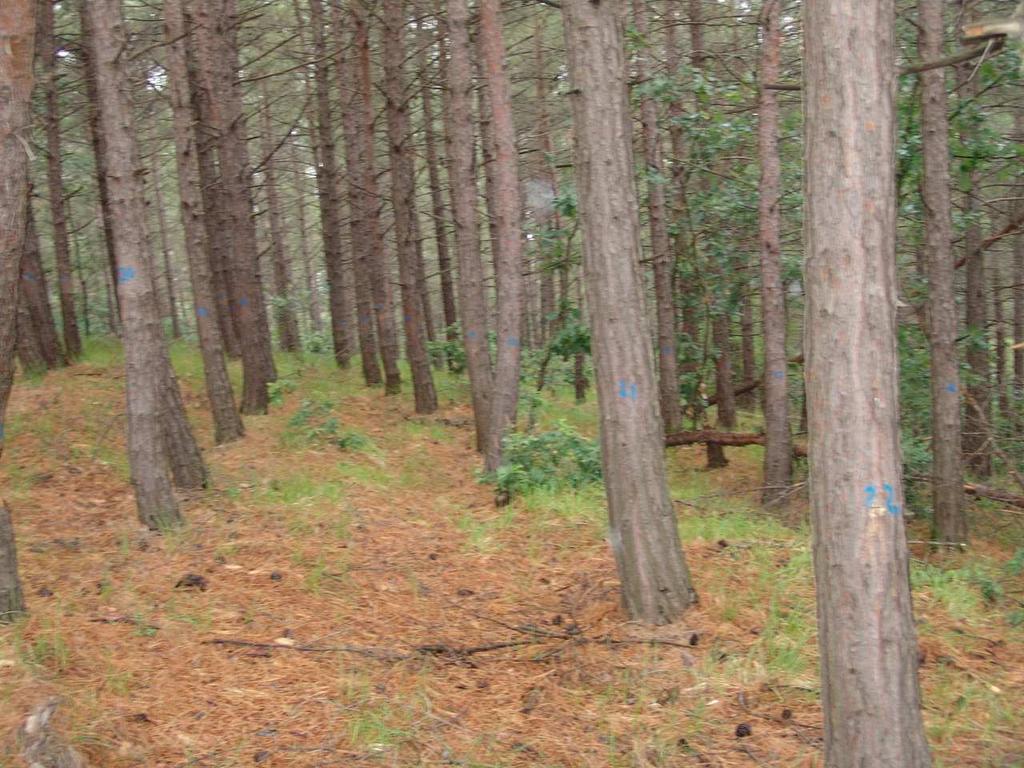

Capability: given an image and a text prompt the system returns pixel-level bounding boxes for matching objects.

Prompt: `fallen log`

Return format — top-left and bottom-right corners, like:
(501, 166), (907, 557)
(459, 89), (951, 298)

(964, 483), (1024, 509)
(664, 430), (808, 458)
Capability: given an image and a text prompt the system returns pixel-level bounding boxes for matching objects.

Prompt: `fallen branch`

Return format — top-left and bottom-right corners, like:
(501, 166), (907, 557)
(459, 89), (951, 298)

(664, 430), (808, 457)
(964, 483), (1024, 509)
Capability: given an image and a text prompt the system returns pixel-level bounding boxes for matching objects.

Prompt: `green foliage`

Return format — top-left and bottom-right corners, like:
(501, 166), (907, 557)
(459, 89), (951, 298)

(426, 324), (466, 373)
(489, 422), (602, 495)
(285, 399), (373, 452)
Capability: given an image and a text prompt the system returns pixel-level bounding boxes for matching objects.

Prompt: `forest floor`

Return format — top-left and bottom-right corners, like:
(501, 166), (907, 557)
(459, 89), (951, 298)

(1, 341), (1023, 768)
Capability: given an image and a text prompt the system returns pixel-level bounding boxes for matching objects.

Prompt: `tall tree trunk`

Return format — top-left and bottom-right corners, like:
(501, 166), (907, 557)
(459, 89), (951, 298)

(353, 0), (402, 395)
(919, 0), (966, 543)
(738, 293), (756, 404)
(19, 201), (64, 370)
(534, 21), (557, 348)
(85, 0), (184, 528)
(37, 0), (82, 360)
(446, 0), (493, 451)
(757, 0), (792, 505)
(382, 0), (438, 413)
(308, 0), (354, 367)
(1014, 114), (1024, 424)
(804, 0), (932, 763)
(189, 0), (275, 414)
(706, 315), (736, 468)
(0, 0), (37, 463)
(289, 137), (323, 337)
(149, 154), (182, 339)
(633, 0), (681, 436)
(958, 52), (990, 477)
(993, 263), (1008, 419)
(417, 14), (458, 361)
(561, 0), (695, 625)
(258, 82), (302, 353)
(478, 0), (524, 473)
(164, 0), (244, 445)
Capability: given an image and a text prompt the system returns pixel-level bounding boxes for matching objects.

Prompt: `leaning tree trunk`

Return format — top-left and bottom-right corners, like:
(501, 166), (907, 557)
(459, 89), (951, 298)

(757, 0), (792, 504)
(804, 0), (932, 764)
(478, 0), (524, 473)
(633, 0), (682, 436)
(446, 0), (494, 452)
(38, 0), (82, 360)
(561, 0), (695, 625)
(382, 0), (437, 413)
(164, 0), (244, 445)
(919, 0), (966, 543)
(1, 0), (37, 463)
(19, 201), (65, 370)
(85, 0), (183, 528)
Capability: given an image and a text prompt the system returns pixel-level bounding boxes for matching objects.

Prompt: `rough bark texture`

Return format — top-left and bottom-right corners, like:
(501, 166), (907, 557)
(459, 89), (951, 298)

(189, 0), (275, 414)
(561, 0), (695, 626)
(37, 0), (82, 360)
(633, 0), (681, 436)
(919, 0), (966, 543)
(958, 49), (990, 477)
(417, 15), (458, 359)
(0, 0), (37, 461)
(382, 0), (438, 413)
(164, 0), (244, 445)
(1014, 115), (1024, 418)
(149, 156), (182, 339)
(86, 0), (183, 528)
(0, 503), (26, 623)
(258, 82), (302, 354)
(706, 315), (736, 468)
(353, 1), (402, 395)
(446, 0), (493, 452)
(478, 0), (524, 472)
(18, 202), (64, 371)
(757, 0), (792, 505)
(803, 0), (932, 764)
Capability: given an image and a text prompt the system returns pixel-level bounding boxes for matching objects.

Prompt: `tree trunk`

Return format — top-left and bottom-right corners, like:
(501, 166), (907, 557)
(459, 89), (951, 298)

(804, 0), (932, 763)
(164, 0), (244, 445)
(288, 137), (323, 337)
(534, 21), (558, 348)
(446, 0), (493, 452)
(85, 0), (183, 528)
(19, 201), (64, 370)
(352, 1), (402, 395)
(478, 0), (524, 473)
(561, 0), (695, 626)
(706, 315), (736, 468)
(149, 154), (182, 339)
(1014, 115), (1023, 424)
(757, 0), (792, 505)
(258, 82), (302, 354)
(958, 52), (990, 477)
(189, 0), (275, 414)
(417, 14), (458, 364)
(919, 0), (966, 543)
(633, 0), (682, 436)
(37, 0), (83, 360)
(0, 0), (36, 463)
(382, 0), (438, 413)
(0, 503), (25, 623)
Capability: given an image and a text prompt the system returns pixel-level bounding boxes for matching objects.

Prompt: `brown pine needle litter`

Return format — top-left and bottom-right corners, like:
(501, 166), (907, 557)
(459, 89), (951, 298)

(1, 351), (1022, 767)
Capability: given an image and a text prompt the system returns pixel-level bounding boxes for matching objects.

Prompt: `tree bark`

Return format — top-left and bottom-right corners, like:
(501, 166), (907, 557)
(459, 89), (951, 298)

(288, 136), (323, 337)
(446, 0), (493, 452)
(633, 0), (682, 436)
(0, 0), (36, 462)
(478, 0), (524, 473)
(804, 0), (932, 763)
(561, 0), (695, 626)
(919, 0), (966, 541)
(164, 0), (244, 445)
(352, 0), (402, 395)
(258, 81), (302, 354)
(149, 154), (182, 339)
(189, 0), (275, 414)
(0, 503), (25, 623)
(1014, 115), (1024, 422)
(382, 0), (438, 413)
(37, 0), (82, 360)
(958, 51), (991, 478)
(85, 0), (184, 528)
(18, 201), (64, 370)
(757, 0), (792, 505)
(706, 315), (736, 468)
